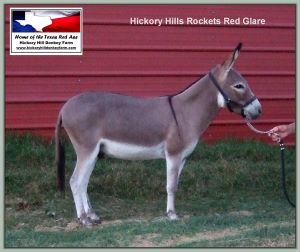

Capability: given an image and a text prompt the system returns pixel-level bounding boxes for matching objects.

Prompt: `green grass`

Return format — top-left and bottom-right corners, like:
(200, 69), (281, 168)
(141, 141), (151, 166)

(5, 133), (296, 247)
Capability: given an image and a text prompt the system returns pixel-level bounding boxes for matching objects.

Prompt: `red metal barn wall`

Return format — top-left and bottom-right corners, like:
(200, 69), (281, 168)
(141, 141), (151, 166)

(5, 5), (296, 145)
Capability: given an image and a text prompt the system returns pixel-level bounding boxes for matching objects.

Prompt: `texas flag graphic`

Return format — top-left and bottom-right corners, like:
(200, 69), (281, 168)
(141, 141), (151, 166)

(12, 9), (80, 32)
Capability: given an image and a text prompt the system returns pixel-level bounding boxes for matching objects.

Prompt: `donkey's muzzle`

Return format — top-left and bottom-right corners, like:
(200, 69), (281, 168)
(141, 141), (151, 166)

(241, 98), (262, 120)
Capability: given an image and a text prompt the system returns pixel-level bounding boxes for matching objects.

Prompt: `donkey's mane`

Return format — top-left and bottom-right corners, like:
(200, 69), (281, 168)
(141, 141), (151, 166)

(167, 75), (204, 98)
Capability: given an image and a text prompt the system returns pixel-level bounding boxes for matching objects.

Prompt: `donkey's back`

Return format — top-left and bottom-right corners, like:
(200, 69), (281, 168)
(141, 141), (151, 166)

(61, 91), (173, 150)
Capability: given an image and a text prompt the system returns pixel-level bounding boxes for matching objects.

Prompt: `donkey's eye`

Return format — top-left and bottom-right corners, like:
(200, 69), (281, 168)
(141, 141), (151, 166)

(234, 83), (245, 89)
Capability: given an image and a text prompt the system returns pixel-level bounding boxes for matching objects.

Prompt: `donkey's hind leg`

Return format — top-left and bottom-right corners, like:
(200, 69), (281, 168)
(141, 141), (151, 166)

(70, 143), (100, 226)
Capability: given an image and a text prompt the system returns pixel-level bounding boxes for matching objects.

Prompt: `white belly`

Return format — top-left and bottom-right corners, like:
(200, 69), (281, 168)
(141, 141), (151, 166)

(100, 139), (165, 160)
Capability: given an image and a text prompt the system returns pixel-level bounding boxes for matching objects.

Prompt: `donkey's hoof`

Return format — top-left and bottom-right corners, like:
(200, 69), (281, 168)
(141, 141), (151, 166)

(78, 214), (101, 227)
(78, 217), (93, 227)
(87, 211), (101, 224)
(166, 211), (180, 220)
(91, 218), (102, 225)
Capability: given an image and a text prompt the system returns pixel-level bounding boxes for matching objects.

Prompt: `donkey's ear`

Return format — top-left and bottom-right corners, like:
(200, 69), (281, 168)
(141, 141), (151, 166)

(221, 43), (242, 73)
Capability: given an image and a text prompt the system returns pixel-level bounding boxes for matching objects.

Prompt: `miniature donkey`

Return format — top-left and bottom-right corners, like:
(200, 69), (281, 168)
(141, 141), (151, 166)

(55, 43), (262, 226)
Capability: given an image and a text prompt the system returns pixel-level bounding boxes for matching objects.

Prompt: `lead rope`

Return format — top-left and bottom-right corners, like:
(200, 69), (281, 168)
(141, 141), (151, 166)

(245, 120), (295, 208)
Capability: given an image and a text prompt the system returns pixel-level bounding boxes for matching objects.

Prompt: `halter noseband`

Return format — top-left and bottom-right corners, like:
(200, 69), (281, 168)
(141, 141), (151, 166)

(208, 72), (257, 117)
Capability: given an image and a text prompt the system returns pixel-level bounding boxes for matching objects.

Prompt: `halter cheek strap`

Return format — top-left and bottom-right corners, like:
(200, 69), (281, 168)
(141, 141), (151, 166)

(208, 72), (256, 117)
(209, 72), (233, 111)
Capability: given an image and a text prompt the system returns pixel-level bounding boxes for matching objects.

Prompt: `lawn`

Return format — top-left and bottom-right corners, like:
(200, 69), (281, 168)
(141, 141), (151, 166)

(4, 133), (296, 247)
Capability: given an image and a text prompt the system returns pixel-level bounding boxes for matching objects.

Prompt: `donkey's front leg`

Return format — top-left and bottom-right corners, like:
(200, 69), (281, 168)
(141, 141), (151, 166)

(165, 155), (185, 220)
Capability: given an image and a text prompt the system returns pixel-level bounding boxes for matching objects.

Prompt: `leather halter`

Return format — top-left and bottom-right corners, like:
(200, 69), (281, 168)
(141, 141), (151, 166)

(208, 72), (257, 117)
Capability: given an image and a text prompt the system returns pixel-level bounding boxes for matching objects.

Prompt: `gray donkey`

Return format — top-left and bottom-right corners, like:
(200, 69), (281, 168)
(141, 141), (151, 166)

(55, 43), (262, 226)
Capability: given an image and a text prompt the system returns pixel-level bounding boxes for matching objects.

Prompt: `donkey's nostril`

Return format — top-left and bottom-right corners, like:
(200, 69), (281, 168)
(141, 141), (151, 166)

(258, 108), (262, 114)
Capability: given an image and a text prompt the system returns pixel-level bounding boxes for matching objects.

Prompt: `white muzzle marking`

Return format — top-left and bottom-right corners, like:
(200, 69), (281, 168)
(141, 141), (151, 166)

(243, 98), (262, 120)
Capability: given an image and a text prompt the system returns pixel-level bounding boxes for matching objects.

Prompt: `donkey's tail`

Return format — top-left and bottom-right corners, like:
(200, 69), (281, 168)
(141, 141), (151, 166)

(55, 112), (65, 192)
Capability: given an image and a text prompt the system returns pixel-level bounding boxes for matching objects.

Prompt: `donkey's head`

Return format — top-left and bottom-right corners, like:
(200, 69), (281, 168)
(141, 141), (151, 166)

(211, 43), (262, 120)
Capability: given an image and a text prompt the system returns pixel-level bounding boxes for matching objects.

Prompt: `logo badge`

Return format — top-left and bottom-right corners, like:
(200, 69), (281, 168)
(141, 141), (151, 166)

(10, 8), (83, 55)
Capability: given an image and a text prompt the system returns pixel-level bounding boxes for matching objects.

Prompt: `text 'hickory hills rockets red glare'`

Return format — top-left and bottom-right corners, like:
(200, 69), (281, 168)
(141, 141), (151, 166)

(130, 17), (266, 26)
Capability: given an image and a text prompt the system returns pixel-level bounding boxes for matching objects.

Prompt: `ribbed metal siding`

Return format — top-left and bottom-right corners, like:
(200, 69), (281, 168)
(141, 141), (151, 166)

(5, 4), (296, 145)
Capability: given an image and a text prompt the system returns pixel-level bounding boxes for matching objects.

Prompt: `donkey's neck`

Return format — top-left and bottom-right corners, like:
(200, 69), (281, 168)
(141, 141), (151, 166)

(172, 74), (220, 136)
